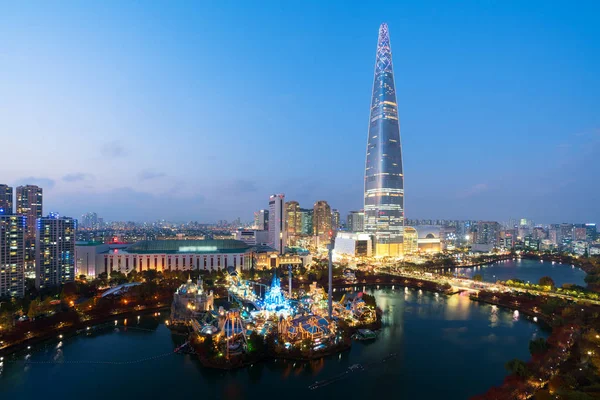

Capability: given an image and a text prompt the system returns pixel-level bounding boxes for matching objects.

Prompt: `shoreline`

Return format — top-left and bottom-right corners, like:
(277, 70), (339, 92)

(0, 304), (170, 359)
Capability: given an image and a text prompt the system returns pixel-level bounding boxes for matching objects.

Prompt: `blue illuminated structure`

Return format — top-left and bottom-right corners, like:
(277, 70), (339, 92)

(259, 271), (292, 316)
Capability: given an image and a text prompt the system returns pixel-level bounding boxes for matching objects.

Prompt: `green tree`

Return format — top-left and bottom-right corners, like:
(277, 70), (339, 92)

(247, 332), (265, 354)
(473, 274), (483, 282)
(504, 358), (529, 378)
(539, 276), (555, 288)
(529, 337), (548, 355)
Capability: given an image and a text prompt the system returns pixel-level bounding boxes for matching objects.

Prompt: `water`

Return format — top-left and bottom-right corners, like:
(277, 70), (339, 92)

(456, 259), (586, 287)
(0, 289), (544, 400)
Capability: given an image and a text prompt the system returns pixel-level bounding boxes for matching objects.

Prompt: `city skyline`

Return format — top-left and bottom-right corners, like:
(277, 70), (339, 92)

(1, 2), (599, 223)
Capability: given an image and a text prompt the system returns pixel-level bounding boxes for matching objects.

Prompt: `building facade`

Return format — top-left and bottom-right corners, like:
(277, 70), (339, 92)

(285, 201), (302, 245)
(16, 185), (43, 271)
(364, 23), (404, 257)
(268, 194), (287, 254)
(299, 208), (313, 236)
(235, 229), (270, 246)
(0, 214), (25, 297)
(35, 214), (76, 289)
(0, 184), (13, 215)
(313, 200), (332, 246)
(347, 211), (365, 232)
(254, 209), (269, 231)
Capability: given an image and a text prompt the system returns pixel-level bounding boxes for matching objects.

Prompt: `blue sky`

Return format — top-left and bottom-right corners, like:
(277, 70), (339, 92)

(1, 1), (599, 224)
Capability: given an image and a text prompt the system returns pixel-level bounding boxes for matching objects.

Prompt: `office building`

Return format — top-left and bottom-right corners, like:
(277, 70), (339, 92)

(364, 23), (404, 257)
(0, 214), (25, 297)
(235, 229), (270, 246)
(35, 213), (76, 289)
(299, 208), (313, 236)
(332, 209), (340, 231)
(268, 194), (286, 254)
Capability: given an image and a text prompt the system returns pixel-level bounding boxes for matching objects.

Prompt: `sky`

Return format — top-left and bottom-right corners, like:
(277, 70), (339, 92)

(1, 1), (599, 224)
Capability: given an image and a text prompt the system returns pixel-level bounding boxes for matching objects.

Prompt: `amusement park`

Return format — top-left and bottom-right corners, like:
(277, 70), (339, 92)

(169, 265), (379, 368)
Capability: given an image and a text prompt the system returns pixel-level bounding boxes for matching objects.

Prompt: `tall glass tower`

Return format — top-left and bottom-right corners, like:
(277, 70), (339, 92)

(364, 23), (404, 257)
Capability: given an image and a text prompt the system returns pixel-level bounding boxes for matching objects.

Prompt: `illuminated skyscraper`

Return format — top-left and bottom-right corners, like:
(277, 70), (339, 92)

(313, 200), (332, 246)
(364, 23), (404, 257)
(0, 214), (25, 297)
(254, 209), (269, 230)
(35, 213), (76, 289)
(0, 184), (13, 214)
(16, 185), (43, 271)
(331, 209), (340, 231)
(268, 194), (286, 254)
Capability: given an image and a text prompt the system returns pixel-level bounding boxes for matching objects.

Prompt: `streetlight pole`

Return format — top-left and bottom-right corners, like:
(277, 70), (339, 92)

(328, 230), (336, 319)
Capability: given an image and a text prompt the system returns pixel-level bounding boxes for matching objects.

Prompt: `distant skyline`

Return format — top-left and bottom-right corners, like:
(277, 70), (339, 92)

(1, 1), (599, 223)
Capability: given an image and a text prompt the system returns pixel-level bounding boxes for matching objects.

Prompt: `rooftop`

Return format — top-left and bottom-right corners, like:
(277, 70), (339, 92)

(124, 239), (251, 254)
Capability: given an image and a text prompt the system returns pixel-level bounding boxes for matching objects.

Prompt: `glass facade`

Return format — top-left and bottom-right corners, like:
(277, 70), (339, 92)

(364, 23), (404, 257)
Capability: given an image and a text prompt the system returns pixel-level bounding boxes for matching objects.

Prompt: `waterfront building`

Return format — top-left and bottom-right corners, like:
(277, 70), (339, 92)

(258, 271), (292, 316)
(364, 23), (404, 257)
(333, 232), (373, 258)
(0, 184), (13, 214)
(313, 200), (332, 246)
(268, 194), (287, 254)
(0, 214), (25, 297)
(172, 277), (214, 316)
(89, 239), (253, 277)
(403, 227), (418, 254)
(253, 209), (269, 231)
(412, 225), (441, 253)
(35, 213), (76, 289)
(347, 210), (365, 232)
(75, 242), (110, 278)
(16, 185), (43, 272)
(235, 229), (270, 246)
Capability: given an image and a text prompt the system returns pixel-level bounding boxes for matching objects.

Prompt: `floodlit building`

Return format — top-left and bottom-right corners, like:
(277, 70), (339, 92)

(313, 200), (332, 246)
(413, 225), (441, 253)
(35, 213), (76, 289)
(364, 23), (404, 257)
(0, 214), (25, 297)
(253, 209), (269, 231)
(333, 232), (373, 258)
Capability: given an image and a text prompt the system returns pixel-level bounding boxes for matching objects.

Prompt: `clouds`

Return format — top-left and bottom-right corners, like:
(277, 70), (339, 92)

(62, 173), (94, 182)
(138, 170), (166, 180)
(101, 141), (127, 158)
(13, 177), (56, 189)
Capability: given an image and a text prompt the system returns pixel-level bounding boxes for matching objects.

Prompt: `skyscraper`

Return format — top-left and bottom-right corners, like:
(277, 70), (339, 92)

(347, 210), (365, 232)
(285, 201), (302, 245)
(299, 208), (313, 236)
(313, 200), (332, 246)
(35, 213), (76, 289)
(0, 184), (13, 214)
(0, 214), (25, 297)
(16, 185), (43, 271)
(268, 194), (286, 254)
(364, 23), (404, 257)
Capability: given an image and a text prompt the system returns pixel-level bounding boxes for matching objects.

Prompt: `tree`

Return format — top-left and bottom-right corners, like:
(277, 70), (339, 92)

(473, 274), (483, 282)
(247, 332), (265, 354)
(504, 358), (529, 378)
(539, 276), (555, 288)
(529, 337), (548, 355)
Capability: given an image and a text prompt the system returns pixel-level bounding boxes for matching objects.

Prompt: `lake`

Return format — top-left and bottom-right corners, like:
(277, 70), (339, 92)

(456, 258), (586, 287)
(0, 288), (545, 400)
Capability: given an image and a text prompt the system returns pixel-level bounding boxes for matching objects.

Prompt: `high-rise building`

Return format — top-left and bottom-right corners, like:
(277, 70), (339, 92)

(35, 213), (76, 289)
(0, 214), (25, 297)
(254, 209), (269, 231)
(16, 185), (43, 271)
(285, 201), (302, 236)
(268, 194), (286, 254)
(586, 223), (597, 242)
(0, 184), (13, 215)
(364, 23), (404, 257)
(299, 208), (313, 236)
(332, 209), (340, 231)
(313, 200), (332, 245)
(471, 221), (500, 251)
(80, 212), (102, 230)
(347, 211), (365, 232)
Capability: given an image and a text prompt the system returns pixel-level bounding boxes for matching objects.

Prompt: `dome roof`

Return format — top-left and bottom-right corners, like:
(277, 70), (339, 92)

(411, 225), (441, 240)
